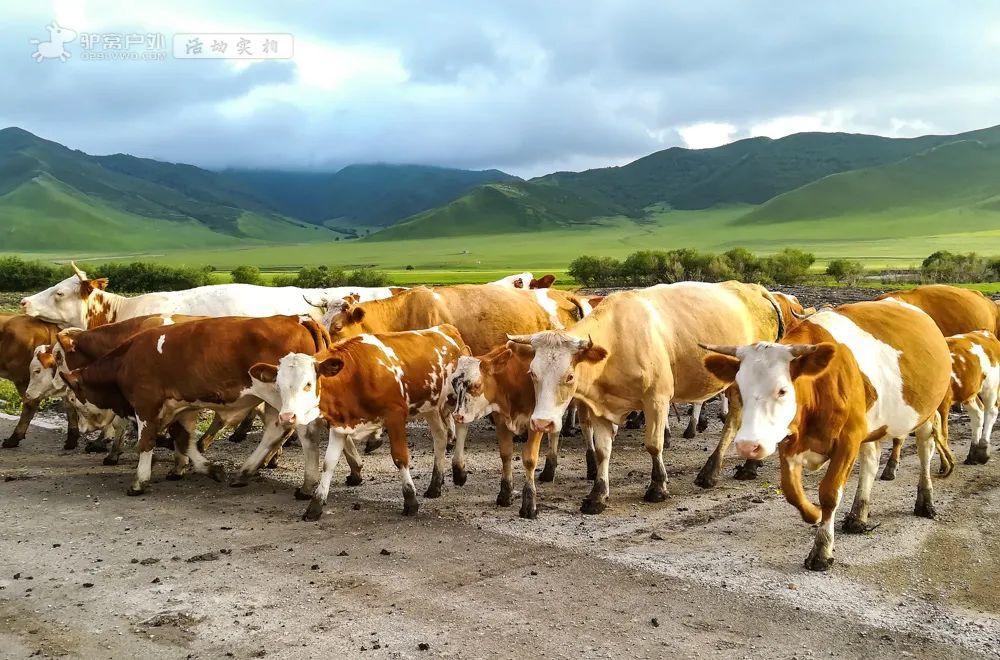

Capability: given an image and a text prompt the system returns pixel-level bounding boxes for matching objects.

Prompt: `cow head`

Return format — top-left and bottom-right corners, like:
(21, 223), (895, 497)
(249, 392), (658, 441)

(25, 345), (64, 401)
(326, 303), (368, 340)
(60, 380), (117, 433)
(20, 263), (108, 328)
(701, 342), (837, 459)
(448, 355), (501, 424)
(507, 331), (608, 434)
(249, 353), (343, 428)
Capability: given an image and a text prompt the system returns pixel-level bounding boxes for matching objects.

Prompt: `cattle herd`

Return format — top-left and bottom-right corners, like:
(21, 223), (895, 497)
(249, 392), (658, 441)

(2, 263), (999, 573)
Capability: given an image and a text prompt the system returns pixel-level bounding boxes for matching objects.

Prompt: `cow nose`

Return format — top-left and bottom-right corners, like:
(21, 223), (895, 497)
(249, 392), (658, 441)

(531, 418), (556, 433)
(453, 413), (466, 424)
(278, 412), (297, 426)
(19, 299), (28, 310)
(735, 440), (762, 459)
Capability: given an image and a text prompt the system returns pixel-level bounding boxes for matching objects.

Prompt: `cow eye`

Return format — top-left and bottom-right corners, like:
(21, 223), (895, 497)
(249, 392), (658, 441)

(777, 388), (788, 398)
(55, 291), (64, 298)
(565, 373), (575, 384)
(303, 383), (312, 392)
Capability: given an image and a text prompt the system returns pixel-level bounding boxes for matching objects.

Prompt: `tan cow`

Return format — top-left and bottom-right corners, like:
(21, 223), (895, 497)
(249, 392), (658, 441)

(506, 281), (786, 514)
(1, 314), (80, 449)
(875, 284), (1000, 336)
(61, 315), (331, 495)
(947, 331), (1000, 465)
(702, 298), (952, 571)
(249, 325), (468, 519)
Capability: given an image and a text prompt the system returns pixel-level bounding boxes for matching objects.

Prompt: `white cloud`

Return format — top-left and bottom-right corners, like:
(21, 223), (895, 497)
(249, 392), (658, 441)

(678, 122), (737, 149)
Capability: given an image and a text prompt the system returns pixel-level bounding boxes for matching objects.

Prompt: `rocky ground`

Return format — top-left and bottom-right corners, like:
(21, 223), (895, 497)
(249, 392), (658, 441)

(2, 400), (998, 659)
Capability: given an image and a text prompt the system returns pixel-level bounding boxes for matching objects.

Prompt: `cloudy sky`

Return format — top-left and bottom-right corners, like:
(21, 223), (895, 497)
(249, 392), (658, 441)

(4, 1), (1000, 177)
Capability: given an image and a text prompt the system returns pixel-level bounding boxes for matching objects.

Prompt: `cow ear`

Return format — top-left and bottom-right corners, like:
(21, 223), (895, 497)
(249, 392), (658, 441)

(531, 274), (556, 289)
(791, 343), (836, 380)
(317, 357), (344, 377)
(56, 332), (77, 352)
(348, 306), (365, 324)
(249, 363), (278, 383)
(38, 352), (56, 369)
(704, 354), (740, 383)
(482, 349), (513, 374)
(62, 370), (80, 388)
(577, 344), (608, 364)
(506, 340), (534, 358)
(90, 278), (109, 291)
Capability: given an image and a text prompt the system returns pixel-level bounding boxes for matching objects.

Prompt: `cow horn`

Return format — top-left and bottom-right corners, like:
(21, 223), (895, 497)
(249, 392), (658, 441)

(699, 343), (739, 356)
(70, 261), (87, 281)
(506, 334), (533, 345)
(789, 344), (819, 357)
(302, 294), (326, 309)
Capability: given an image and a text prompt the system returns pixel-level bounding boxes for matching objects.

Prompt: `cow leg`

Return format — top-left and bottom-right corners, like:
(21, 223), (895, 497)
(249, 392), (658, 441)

(843, 441), (881, 533)
(423, 412), (449, 499)
(581, 414), (597, 481)
(539, 431), (559, 482)
(624, 411), (643, 430)
(974, 389), (999, 464)
(695, 388), (742, 488)
(63, 401), (80, 450)
(880, 437), (904, 480)
(227, 409), (256, 443)
(718, 392), (729, 421)
(364, 431), (384, 454)
(385, 416), (419, 516)
(444, 414), (456, 452)
(304, 428), (347, 521)
(914, 418), (939, 519)
(103, 418), (129, 466)
(2, 398), (39, 448)
(965, 397), (987, 465)
(175, 412), (226, 482)
(295, 421), (324, 499)
(342, 434), (364, 487)
(733, 458), (763, 480)
(232, 407), (288, 486)
(581, 416), (615, 514)
(195, 413), (226, 453)
(496, 425), (514, 507)
(520, 430), (544, 519)
(562, 402), (580, 437)
(682, 403), (699, 439)
(451, 422), (469, 486)
(696, 401), (710, 433)
(643, 401), (671, 503)
(127, 417), (159, 496)
(803, 444), (857, 572)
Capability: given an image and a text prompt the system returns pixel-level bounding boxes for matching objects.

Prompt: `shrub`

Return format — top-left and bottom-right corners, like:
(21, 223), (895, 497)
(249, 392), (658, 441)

(921, 251), (989, 283)
(346, 268), (391, 287)
(89, 262), (212, 292)
(231, 265), (263, 285)
(761, 249), (815, 285)
(0, 257), (62, 291)
(826, 259), (865, 285)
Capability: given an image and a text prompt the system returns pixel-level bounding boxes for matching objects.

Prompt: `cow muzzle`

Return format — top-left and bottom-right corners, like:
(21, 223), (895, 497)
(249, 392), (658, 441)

(278, 412), (297, 427)
(735, 440), (767, 460)
(19, 298), (30, 312)
(530, 417), (557, 433)
(453, 413), (467, 424)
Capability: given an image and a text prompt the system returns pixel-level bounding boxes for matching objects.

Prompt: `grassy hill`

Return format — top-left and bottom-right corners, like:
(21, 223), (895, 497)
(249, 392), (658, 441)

(379, 124), (1000, 238)
(225, 163), (517, 229)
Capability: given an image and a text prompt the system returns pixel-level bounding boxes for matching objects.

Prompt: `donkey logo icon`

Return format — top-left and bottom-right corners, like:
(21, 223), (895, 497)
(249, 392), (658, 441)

(31, 22), (78, 62)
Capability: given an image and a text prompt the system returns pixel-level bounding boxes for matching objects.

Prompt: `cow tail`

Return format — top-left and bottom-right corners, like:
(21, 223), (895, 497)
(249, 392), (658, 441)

(761, 290), (785, 341)
(302, 318), (332, 352)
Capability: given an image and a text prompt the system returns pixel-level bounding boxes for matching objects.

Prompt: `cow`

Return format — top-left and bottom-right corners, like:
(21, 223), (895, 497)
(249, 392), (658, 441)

(248, 325), (468, 519)
(1, 314), (80, 449)
(61, 315), (331, 495)
(488, 272), (556, 289)
(505, 281), (787, 515)
(20, 263), (399, 330)
(701, 298), (953, 571)
(447, 348), (600, 518)
(875, 284), (1000, 336)
(947, 331), (1000, 465)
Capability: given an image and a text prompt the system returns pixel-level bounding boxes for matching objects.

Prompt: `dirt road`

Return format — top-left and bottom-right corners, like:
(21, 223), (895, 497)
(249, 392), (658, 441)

(2, 402), (999, 659)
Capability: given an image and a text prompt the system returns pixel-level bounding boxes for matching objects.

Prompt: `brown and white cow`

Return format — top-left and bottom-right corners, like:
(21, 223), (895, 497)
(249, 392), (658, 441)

(702, 298), (953, 571)
(61, 315), (331, 495)
(488, 272), (556, 290)
(946, 331), (1000, 465)
(249, 325), (468, 519)
(506, 281), (786, 514)
(447, 347), (599, 518)
(1, 314), (80, 449)
(875, 284), (1000, 336)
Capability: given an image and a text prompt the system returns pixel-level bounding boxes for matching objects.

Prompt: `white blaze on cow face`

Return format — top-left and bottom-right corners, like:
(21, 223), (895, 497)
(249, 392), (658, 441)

(271, 353), (323, 428)
(20, 272), (91, 328)
(448, 356), (496, 424)
(729, 343), (801, 459)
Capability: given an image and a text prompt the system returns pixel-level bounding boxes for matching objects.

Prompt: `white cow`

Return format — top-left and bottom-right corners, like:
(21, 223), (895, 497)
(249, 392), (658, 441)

(20, 263), (400, 329)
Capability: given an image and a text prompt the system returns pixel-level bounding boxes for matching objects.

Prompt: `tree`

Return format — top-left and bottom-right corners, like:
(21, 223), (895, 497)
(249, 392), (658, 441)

(762, 249), (815, 285)
(826, 259), (864, 285)
(231, 265), (263, 285)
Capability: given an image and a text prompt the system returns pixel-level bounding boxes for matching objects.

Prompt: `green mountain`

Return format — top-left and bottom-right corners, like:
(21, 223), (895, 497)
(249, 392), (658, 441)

(225, 164), (518, 229)
(0, 127), (335, 251)
(375, 124), (1000, 239)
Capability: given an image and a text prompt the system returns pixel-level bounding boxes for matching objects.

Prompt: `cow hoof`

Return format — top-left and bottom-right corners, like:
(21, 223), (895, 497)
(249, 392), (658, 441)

(580, 497), (607, 515)
(207, 464), (227, 482)
(345, 472), (363, 487)
(585, 450), (597, 481)
(733, 462), (760, 481)
(261, 457), (279, 470)
(539, 462), (556, 483)
(841, 514), (871, 534)
(519, 486), (537, 519)
(293, 487), (313, 500)
(63, 438), (79, 451)
(402, 499), (420, 516)
(452, 465), (468, 487)
(165, 470), (187, 481)
(2, 435), (22, 448)
(126, 485), (146, 497)
(914, 491), (936, 519)
(694, 467), (718, 489)
(966, 444), (990, 465)
(229, 475), (249, 487)
(643, 484), (669, 503)
(803, 552), (834, 572)
(302, 500), (324, 521)
(102, 455), (121, 467)
(424, 484), (442, 499)
(363, 436), (384, 454)
(496, 481), (513, 507)
(880, 459), (898, 481)
(682, 427), (696, 440)
(696, 420), (709, 434)
(84, 439), (108, 453)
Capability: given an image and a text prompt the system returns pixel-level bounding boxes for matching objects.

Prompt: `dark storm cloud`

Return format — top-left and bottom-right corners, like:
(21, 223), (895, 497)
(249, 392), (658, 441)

(3, 1), (999, 175)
